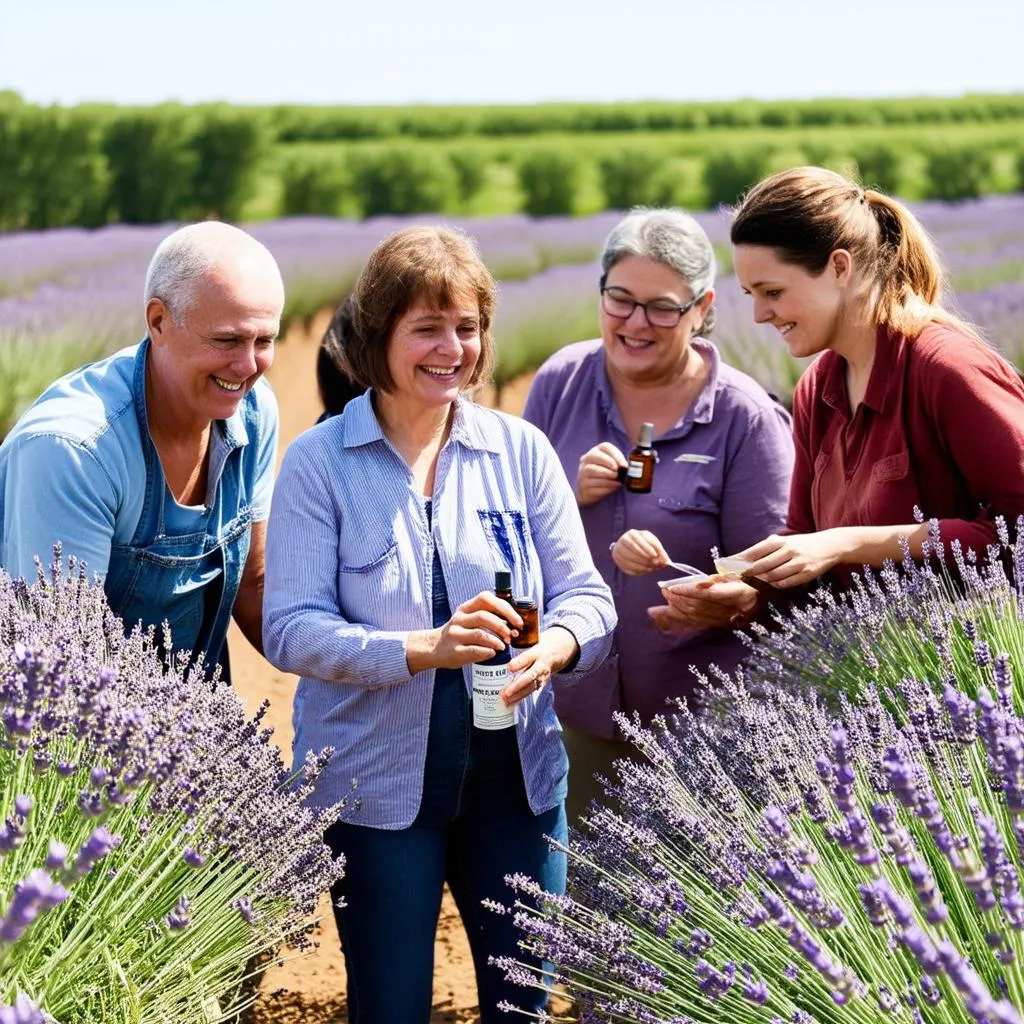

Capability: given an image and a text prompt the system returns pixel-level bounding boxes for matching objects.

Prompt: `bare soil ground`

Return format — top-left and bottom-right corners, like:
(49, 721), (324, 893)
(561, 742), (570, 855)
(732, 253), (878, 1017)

(230, 313), (537, 1023)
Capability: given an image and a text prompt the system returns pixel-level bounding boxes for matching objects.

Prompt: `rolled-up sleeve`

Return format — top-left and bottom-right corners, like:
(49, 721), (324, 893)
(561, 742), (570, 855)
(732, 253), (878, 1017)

(262, 437), (413, 688)
(1, 434), (118, 582)
(525, 427), (617, 677)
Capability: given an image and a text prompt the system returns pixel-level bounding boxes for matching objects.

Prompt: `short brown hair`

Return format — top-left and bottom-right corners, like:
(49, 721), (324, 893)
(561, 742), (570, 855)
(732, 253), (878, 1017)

(344, 226), (496, 392)
(731, 166), (974, 339)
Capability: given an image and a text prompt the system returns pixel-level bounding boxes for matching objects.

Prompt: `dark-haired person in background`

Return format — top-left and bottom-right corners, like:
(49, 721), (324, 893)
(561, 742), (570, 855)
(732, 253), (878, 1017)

(316, 295), (365, 422)
(663, 166), (1024, 631)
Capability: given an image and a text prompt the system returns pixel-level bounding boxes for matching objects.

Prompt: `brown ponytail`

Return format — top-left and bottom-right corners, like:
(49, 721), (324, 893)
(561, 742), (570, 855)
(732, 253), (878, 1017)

(732, 166), (977, 339)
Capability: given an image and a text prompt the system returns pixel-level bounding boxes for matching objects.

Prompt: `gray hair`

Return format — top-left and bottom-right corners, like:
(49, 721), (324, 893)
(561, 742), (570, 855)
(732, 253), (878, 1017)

(601, 208), (718, 337)
(143, 222), (281, 321)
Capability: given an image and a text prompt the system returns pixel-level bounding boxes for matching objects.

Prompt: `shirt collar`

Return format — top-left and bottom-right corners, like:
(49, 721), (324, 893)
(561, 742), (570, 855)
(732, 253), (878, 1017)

(862, 323), (899, 414)
(820, 323), (897, 416)
(342, 391), (503, 454)
(596, 337), (722, 432)
(219, 405), (251, 449)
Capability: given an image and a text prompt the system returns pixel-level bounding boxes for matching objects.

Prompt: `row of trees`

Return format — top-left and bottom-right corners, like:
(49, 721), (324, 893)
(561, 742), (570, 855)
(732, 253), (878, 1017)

(0, 100), (268, 229)
(2, 90), (1023, 229)
(272, 138), (1022, 217)
(240, 94), (1024, 141)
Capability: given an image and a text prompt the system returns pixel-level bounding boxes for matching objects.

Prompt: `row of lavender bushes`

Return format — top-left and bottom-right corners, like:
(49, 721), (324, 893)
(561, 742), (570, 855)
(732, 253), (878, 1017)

(0, 554), (346, 1021)
(497, 524), (1024, 1024)
(2, 195), (1023, 436)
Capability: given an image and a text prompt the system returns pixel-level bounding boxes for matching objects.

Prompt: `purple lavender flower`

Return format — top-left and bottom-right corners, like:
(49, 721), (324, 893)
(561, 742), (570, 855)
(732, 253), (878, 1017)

(165, 895), (191, 931)
(233, 896), (256, 925)
(69, 826), (119, 880)
(43, 840), (68, 872)
(0, 869), (68, 943)
(183, 848), (205, 868)
(694, 959), (735, 999)
(0, 992), (46, 1024)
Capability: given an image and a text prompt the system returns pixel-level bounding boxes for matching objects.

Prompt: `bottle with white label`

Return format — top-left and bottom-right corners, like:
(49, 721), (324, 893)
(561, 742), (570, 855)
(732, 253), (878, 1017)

(625, 421), (656, 493)
(472, 570), (515, 730)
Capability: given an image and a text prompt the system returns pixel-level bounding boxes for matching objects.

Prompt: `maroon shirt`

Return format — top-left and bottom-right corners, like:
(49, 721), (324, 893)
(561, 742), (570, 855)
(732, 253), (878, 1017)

(524, 338), (794, 735)
(789, 322), (1024, 555)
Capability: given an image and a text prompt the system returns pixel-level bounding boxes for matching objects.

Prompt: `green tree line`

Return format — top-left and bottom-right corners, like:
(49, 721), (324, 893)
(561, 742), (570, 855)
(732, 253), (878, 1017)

(2, 90), (1024, 230)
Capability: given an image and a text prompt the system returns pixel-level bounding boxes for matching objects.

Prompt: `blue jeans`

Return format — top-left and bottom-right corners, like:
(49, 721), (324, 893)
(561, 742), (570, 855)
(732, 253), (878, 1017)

(324, 661), (567, 1023)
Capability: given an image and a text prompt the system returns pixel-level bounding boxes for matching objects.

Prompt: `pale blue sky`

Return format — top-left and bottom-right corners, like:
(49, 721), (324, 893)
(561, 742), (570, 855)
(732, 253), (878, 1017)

(4, 0), (1022, 106)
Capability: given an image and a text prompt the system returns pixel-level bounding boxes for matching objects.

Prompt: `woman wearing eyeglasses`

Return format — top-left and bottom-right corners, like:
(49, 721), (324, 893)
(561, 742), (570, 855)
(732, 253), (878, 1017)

(522, 207), (794, 820)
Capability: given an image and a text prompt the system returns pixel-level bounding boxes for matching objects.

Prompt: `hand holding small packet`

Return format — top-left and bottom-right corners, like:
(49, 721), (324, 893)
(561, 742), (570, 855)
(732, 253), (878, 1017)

(712, 555), (776, 593)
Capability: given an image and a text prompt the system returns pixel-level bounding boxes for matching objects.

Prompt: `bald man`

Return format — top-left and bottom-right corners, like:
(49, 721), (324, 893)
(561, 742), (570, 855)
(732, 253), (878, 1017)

(0, 222), (283, 679)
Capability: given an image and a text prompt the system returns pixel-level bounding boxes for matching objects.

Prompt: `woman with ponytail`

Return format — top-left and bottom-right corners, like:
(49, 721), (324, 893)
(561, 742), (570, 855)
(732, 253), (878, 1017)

(653, 165), (1024, 631)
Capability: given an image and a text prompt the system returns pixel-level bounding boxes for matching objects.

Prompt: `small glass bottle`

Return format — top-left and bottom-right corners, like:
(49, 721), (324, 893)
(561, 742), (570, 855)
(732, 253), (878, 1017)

(494, 570), (513, 605)
(625, 422), (656, 493)
(511, 599), (539, 648)
(472, 570), (515, 730)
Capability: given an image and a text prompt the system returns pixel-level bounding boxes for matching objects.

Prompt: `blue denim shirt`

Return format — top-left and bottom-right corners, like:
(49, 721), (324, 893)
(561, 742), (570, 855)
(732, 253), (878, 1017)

(263, 392), (617, 828)
(0, 341), (277, 664)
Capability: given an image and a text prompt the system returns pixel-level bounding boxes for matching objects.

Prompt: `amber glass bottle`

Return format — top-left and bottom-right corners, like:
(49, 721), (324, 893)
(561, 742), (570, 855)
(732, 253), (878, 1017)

(511, 600), (539, 648)
(625, 422), (656, 493)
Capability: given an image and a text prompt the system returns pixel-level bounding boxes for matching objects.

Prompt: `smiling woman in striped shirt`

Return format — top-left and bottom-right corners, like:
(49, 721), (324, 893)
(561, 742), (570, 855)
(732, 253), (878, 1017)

(262, 225), (615, 1023)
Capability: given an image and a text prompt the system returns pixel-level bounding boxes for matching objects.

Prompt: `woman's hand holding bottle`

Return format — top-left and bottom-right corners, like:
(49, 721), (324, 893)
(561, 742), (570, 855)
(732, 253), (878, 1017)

(501, 626), (579, 708)
(575, 442), (627, 507)
(406, 592), (522, 674)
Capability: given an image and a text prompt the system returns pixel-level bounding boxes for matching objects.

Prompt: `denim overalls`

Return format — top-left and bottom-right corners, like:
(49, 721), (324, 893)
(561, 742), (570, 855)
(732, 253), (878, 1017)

(102, 342), (257, 675)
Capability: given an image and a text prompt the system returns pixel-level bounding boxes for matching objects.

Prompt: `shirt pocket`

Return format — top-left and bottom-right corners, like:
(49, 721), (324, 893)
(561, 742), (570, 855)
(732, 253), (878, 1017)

(653, 496), (722, 568)
(656, 460), (723, 517)
(336, 537), (402, 624)
(867, 450), (921, 525)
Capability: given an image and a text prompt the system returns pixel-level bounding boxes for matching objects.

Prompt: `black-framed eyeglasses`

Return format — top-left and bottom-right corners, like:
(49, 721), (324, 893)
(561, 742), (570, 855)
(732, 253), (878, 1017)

(600, 285), (703, 329)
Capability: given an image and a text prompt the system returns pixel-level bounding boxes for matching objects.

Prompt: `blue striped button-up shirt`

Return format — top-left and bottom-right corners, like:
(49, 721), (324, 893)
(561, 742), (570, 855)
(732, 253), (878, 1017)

(263, 392), (617, 828)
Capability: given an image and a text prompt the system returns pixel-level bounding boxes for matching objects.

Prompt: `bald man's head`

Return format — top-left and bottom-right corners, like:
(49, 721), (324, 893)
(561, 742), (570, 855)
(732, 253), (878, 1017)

(144, 222), (284, 323)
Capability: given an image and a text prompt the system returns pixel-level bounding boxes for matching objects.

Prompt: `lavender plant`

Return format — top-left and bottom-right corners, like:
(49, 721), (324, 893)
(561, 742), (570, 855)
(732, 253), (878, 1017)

(497, 527), (1024, 1024)
(0, 553), (345, 1022)
(736, 518), (1024, 709)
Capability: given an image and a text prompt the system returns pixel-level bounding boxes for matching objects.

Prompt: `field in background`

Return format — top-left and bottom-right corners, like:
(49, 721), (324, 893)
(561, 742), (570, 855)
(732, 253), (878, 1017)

(2, 92), (1024, 230)
(2, 195), (1023, 437)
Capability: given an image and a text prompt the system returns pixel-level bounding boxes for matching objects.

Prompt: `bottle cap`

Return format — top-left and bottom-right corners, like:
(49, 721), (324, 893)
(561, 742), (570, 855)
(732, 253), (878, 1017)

(638, 422), (654, 447)
(494, 570), (512, 591)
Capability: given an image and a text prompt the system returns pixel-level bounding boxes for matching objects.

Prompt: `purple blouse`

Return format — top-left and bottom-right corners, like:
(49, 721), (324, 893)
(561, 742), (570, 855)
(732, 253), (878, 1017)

(522, 338), (794, 736)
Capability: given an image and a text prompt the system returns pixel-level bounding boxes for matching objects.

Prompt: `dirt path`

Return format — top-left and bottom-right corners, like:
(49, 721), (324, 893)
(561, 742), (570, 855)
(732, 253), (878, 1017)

(229, 313), (536, 1023)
